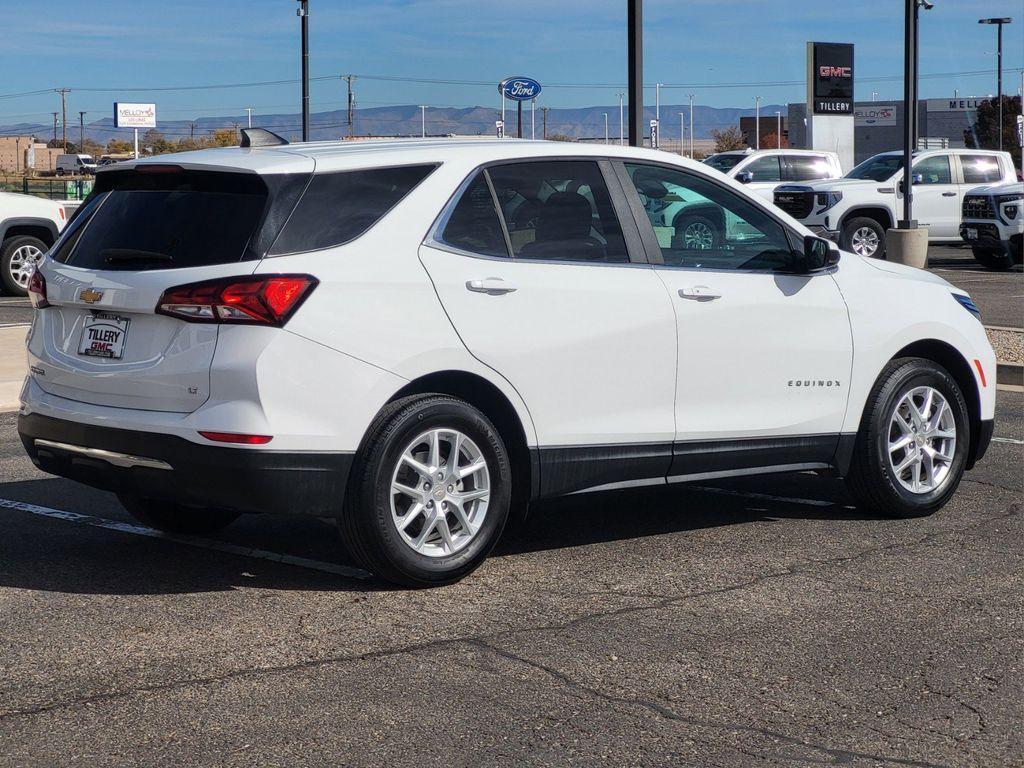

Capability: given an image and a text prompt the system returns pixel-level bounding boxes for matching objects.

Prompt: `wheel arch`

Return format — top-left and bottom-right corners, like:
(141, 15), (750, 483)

(0, 218), (59, 248)
(840, 207), (895, 232)
(891, 339), (983, 469)
(672, 203), (725, 233)
(385, 370), (535, 513)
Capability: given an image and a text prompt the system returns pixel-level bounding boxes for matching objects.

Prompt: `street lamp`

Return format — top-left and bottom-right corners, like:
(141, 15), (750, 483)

(654, 82), (663, 148)
(296, 0), (310, 141)
(979, 17), (1012, 151)
(618, 92), (624, 145)
(754, 95), (761, 150)
(603, 112), (609, 144)
(419, 105), (427, 138)
(679, 112), (685, 156)
(899, 0), (934, 229)
(775, 111), (781, 148)
(871, 91), (879, 101)
(688, 93), (694, 158)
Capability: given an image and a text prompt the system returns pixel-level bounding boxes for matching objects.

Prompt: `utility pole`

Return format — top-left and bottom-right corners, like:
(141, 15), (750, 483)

(57, 88), (69, 150)
(627, 0), (642, 146)
(541, 106), (549, 139)
(296, 0), (310, 141)
(617, 92), (624, 145)
(678, 112), (685, 156)
(419, 105), (426, 137)
(655, 82), (662, 143)
(688, 93), (694, 158)
(190, 122), (196, 140)
(52, 113), (58, 144)
(79, 111), (86, 151)
(603, 112), (609, 144)
(245, 107), (254, 128)
(531, 98), (536, 140)
(754, 95), (761, 150)
(343, 75), (356, 137)
(979, 17), (1012, 151)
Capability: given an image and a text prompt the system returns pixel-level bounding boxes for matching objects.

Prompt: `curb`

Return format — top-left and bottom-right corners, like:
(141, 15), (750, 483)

(996, 361), (1023, 388)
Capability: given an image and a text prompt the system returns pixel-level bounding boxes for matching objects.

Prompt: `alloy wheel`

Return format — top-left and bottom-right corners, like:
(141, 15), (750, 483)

(682, 221), (715, 250)
(887, 386), (957, 494)
(850, 226), (880, 257)
(389, 427), (491, 557)
(8, 244), (43, 289)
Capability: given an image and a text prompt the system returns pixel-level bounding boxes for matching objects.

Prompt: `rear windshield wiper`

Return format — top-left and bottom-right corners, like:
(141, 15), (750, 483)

(101, 248), (174, 265)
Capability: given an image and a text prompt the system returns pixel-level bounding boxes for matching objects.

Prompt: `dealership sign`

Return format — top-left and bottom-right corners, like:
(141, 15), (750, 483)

(113, 102), (157, 128)
(809, 42), (854, 115)
(926, 98), (983, 112)
(854, 105), (896, 127)
(499, 77), (542, 102)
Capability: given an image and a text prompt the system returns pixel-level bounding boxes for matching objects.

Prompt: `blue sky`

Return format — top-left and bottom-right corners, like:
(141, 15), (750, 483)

(1, 0), (1021, 125)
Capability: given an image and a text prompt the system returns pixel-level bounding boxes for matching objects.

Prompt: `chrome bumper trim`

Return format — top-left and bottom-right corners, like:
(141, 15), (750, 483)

(34, 439), (173, 470)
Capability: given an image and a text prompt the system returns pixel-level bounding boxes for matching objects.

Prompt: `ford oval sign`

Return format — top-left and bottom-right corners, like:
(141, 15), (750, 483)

(500, 77), (542, 102)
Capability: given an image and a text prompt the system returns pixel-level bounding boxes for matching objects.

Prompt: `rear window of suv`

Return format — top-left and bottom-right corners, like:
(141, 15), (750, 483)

(58, 169), (272, 270)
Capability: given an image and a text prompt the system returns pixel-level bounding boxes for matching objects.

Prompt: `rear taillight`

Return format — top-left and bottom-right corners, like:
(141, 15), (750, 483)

(156, 275), (317, 325)
(27, 268), (50, 308)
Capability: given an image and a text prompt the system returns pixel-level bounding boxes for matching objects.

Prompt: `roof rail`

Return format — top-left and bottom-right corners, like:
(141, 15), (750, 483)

(239, 128), (289, 148)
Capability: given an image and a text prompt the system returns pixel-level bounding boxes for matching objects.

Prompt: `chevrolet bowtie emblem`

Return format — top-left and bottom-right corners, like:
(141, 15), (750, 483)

(79, 288), (104, 304)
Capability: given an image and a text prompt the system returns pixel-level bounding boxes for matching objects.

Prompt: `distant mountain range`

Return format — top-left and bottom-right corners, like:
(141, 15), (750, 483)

(0, 103), (787, 146)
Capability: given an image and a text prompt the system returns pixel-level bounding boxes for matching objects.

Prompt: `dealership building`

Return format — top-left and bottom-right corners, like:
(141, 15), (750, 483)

(787, 97), (991, 167)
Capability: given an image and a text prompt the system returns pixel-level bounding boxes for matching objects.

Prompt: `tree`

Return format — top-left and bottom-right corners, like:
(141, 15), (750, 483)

(760, 131), (787, 149)
(966, 95), (1022, 171)
(106, 139), (133, 154)
(546, 133), (574, 142)
(141, 128), (173, 155)
(209, 128), (239, 147)
(710, 126), (747, 152)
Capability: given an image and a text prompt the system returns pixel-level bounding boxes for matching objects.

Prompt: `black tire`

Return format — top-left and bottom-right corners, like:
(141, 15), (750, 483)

(1, 235), (48, 296)
(55, 169), (65, 177)
(117, 494), (241, 535)
(841, 216), (887, 259)
(673, 214), (721, 250)
(340, 394), (512, 587)
(846, 358), (970, 518)
(971, 246), (1015, 271)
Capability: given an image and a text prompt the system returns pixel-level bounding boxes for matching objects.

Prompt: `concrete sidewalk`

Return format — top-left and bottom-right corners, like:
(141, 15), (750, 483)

(0, 325), (27, 412)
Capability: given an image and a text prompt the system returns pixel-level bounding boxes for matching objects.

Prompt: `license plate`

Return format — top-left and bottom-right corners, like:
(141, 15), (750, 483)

(78, 313), (130, 359)
(964, 227), (978, 240)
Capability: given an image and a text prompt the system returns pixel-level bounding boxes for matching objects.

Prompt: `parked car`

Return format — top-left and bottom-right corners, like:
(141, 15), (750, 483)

(959, 181), (1023, 270)
(703, 149), (843, 203)
(774, 149), (1017, 258)
(19, 136), (995, 586)
(55, 154), (98, 176)
(0, 191), (66, 296)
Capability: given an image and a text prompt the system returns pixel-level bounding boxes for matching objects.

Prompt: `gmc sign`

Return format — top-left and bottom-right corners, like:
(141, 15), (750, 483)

(811, 43), (854, 115)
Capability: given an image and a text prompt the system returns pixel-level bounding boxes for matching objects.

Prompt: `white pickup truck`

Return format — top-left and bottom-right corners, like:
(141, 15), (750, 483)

(960, 181), (1024, 270)
(0, 192), (66, 296)
(774, 148), (1017, 259)
(703, 148), (842, 204)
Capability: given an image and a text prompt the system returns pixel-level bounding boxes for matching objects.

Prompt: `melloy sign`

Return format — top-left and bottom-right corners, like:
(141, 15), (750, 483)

(854, 104), (896, 127)
(113, 102), (156, 160)
(113, 102), (156, 128)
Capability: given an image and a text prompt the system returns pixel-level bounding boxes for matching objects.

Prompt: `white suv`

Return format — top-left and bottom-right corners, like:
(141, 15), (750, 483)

(775, 149), (1016, 259)
(19, 135), (996, 586)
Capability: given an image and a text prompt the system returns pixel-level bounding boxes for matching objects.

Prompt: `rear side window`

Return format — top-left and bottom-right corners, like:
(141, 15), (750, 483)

(439, 172), (509, 258)
(270, 164), (436, 254)
(960, 155), (1002, 184)
(744, 155), (781, 182)
(63, 170), (269, 271)
(784, 155), (833, 181)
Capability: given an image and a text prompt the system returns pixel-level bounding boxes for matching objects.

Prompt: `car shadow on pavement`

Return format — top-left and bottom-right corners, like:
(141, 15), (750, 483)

(0, 475), (876, 595)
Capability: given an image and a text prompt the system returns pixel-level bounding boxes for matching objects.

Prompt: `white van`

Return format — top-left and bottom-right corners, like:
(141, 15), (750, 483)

(55, 154), (97, 176)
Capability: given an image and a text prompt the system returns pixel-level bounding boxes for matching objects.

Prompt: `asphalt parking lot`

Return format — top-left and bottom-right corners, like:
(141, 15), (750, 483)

(0, 390), (1020, 766)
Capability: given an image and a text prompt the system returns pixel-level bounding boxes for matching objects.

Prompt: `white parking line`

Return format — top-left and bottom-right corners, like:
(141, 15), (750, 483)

(0, 498), (370, 580)
(992, 436), (1024, 446)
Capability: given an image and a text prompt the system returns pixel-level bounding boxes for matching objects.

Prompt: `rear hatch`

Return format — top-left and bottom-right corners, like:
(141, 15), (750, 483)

(29, 165), (308, 413)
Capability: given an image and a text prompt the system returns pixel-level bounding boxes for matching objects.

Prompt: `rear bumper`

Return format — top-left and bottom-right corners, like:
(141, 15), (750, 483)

(18, 413), (354, 517)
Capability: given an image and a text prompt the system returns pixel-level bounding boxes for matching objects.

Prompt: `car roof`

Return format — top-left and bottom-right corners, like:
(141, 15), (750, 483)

(712, 149), (836, 157)
(113, 137), (689, 176)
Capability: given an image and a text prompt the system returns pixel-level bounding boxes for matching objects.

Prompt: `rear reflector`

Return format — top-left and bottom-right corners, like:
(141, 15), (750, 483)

(198, 431), (273, 445)
(157, 275), (317, 326)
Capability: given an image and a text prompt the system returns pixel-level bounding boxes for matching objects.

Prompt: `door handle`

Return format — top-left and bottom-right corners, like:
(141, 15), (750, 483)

(466, 278), (517, 295)
(678, 286), (721, 301)
(941, 191), (957, 197)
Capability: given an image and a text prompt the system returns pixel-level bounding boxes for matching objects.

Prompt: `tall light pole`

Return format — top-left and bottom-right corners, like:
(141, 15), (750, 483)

(618, 92), (624, 145)
(872, 91), (878, 101)
(603, 112), (609, 144)
(245, 107), (254, 128)
(679, 112), (685, 156)
(654, 81), (662, 147)
(688, 93), (694, 158)
(627, 0), (642, 146)
(979, 17), (1012, 151)
(775, 110), (782, 147)
(754, 95), (761, 150)
(79, 111), (86, 151)
(296, 0), (310, 141)
(541, 106), (549, 139)
(419, 105), (426, 137)
(531, 98), (536, 139)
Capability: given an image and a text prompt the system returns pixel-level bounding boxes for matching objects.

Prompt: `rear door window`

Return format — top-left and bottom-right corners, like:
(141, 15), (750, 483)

(960, 155), (1003, 184)
(62, 170), (270, 271)
(783, 155), (833, 181)
(270, 164), (436, 255)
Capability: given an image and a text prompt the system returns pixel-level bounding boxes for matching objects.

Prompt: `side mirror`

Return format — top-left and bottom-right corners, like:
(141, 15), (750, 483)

(796, 235), (840, 272)
(735, 171), (754, 184)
